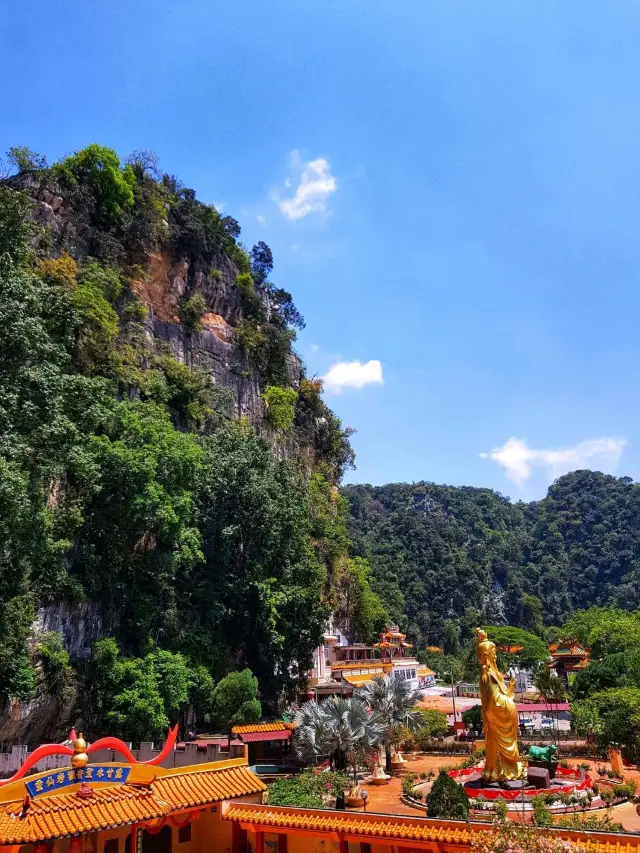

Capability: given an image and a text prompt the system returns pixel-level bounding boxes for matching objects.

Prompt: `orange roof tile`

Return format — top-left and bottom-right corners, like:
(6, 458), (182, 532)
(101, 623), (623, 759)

(231, 722), (296, 734)
(0, 786), (168, 845)
(221, 804), (640, 853)
(343, 674), (375, 686)
(0, 760), (265, 845)
(417, 666), (436, 677)
(155, 763), (266, 809)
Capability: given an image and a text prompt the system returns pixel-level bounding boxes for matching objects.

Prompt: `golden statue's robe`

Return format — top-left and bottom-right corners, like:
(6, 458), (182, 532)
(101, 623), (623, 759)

(477, 631), (523, 781)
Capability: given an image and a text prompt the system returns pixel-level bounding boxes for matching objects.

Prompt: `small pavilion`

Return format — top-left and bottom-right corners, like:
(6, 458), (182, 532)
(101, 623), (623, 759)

(548, 639), (591, 680)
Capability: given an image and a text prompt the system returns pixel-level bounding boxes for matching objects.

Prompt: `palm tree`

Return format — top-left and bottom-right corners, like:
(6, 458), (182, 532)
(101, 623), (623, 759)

(294, 696), (384, 778)
(534, 665), (566, 744)
(360, 674), (421, 773)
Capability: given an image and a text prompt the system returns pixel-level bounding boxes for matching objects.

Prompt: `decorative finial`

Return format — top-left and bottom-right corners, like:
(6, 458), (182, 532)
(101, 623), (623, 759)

(71, 733), (88, 769)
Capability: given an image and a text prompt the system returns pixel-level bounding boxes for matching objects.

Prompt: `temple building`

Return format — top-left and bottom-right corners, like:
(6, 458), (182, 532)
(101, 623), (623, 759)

(309, 625), (427, 697)
(548, 639), (591, 681)
(0, 732), (637, 853)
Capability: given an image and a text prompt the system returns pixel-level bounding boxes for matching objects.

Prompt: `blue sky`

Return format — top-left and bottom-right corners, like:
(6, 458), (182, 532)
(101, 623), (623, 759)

(3, 0), (640, 500)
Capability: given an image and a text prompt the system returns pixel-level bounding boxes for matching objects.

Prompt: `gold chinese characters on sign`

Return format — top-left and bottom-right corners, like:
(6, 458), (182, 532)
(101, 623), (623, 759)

(476, 628), (523, 781)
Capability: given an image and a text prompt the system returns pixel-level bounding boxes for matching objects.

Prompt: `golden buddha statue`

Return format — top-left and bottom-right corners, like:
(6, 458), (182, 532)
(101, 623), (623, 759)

(476, 628), (523, 781)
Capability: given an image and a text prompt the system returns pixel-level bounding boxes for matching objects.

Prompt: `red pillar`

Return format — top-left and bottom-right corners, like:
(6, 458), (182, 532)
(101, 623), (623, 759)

(278, 835), (288, 853)
(255, 831), (265, 853)
(339, 839), (348, 853)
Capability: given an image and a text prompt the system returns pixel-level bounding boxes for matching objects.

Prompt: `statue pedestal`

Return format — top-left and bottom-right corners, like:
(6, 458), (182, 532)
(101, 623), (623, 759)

(528, 759), (558, 779)
(527, 766), (551, 789)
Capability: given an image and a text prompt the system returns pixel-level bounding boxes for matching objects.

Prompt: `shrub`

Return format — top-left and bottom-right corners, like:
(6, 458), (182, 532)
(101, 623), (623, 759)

(613, 781), (636, 798)
(401, 773), (417, 797)
(73, 261), (122, 372)
(494, 799), (508, 822)
(8, 146), (48, 173)
(426, 770), (470, 819)
(531, 795), (553, 827)
(37, 253), (78, 290)
(54, 144), (135, 224)
(180, 293), (207, 333)
(267, 770), (350, 809)
(262, 385), (298, 431)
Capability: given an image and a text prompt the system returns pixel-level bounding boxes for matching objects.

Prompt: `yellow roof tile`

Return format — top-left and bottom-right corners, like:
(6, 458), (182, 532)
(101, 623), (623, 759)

(0, 761), (265, 845)
(221, 804), (640, 853)
(0, 787), (168, 845)
(155, 764), (265, 809)
(231, 722), (295, 734)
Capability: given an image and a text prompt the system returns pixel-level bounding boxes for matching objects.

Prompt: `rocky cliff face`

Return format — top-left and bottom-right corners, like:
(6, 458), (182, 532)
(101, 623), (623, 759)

(11, 172), (283, 427)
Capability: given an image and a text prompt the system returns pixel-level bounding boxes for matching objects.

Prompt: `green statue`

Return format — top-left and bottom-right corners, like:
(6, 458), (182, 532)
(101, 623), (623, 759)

(528, 744), (558, 762)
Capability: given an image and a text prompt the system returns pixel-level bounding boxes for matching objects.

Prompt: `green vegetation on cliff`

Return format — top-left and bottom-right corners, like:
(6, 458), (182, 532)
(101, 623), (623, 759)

(344, 471), (640, 647)
(0, 145), (385, 742)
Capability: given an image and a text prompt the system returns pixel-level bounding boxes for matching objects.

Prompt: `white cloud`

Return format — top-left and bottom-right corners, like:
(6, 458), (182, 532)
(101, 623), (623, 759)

(480, 436), (627, 485)
(275, 151), (337, 220)
(323, 360), (383, 393)
(256, 213), (266, 224)
(213, 201), (225, 213)
(310, 344), (319, 352)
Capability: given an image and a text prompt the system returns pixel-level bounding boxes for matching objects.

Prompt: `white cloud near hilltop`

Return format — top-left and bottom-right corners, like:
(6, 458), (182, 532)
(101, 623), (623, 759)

(480, 436), (626, 485)
(275, 151), (337, 220)
(323, 360), (384, 393)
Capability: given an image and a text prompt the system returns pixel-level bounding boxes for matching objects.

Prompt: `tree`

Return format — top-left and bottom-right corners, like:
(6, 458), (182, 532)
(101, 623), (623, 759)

(359, 674), (421, 772)
(54, 144), (135, 224)
(294, 696), (384, 776)
(82, 639), (193, 744)
(443, 620), (460, 657)
(250, 241), (273, 287)
(7, 146), (48, 173)
(534, 666), (566, 743)
(483, 625), (548, 668)
(462, 704), (482, 732)
(426, 770), (469, 819)
(211, 668), (261, 744)
(572, 649), (640, 700)
(572, 687), (640, 763)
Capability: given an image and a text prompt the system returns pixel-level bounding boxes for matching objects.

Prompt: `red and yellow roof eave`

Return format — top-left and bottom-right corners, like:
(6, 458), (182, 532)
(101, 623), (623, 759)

(0, 733), (265, 846)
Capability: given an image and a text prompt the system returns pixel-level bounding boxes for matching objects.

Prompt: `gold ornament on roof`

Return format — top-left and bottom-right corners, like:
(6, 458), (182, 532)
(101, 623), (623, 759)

(476, 628), (523, 781)
(71, 734), (89, 769)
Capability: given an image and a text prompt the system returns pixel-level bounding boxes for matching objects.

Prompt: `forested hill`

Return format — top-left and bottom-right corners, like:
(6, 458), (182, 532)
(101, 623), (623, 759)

(344, 470), (640, 647)
(0, 145), (384, 745)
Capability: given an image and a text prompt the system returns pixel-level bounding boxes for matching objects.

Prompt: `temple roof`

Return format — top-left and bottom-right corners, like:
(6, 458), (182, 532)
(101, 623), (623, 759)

(0, 760), (266, 845)
(222, 803), (640, 852)
(231, 722), (295, 734)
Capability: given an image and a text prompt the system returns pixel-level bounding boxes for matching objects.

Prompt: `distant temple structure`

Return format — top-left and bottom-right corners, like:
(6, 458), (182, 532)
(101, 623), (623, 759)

(548, 638), (591, 680)
(308, 624), (435, 697)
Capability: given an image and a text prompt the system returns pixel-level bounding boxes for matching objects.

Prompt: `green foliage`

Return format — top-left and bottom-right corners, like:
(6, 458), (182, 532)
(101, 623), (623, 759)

(211, 668), (261, 734)
(572, 687), (640, 762)
(561, 606), (640, 657)
(83, 638), (194, 742)
(482, 625), (548, 667)
(180, 292), (207, 333)
(267, 769), (349, 808)
(426, 769), (470, 819)
(462, 704), (482, 731)
(0, 150), (364, 731)
(531, 795), (553, 826)
(73, 261), (122, 371)
(416, 709), (449, 738)
(267, 778), (324, 809)
(54, 145), (135, 224)
(8, 146), (48, 173)
(345, 472), (640, 646)
(262, 385), (298, 431)
(342, 557), (388, 642)
(572, 648), (640, 700)
(36, 632), (75, 704)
